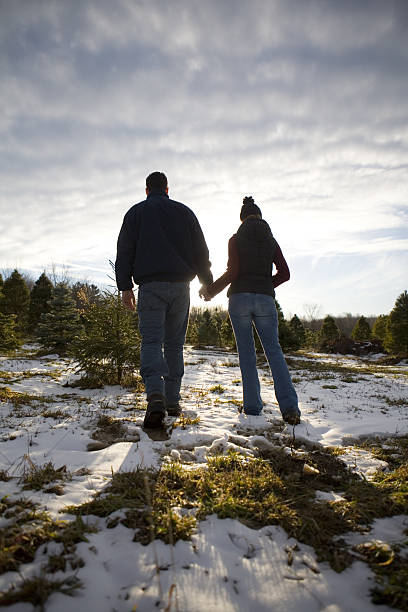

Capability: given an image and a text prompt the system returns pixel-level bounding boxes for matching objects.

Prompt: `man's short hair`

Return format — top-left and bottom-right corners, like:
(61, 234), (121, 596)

(146, 172), (168, 192)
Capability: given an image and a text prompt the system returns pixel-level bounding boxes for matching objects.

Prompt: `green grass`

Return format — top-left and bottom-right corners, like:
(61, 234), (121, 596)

(0, 574), (83, 608)
(20, 460), (71, 492)
(209, 384), (225, 394)
(41, 409), (65, 419)
(91, 414), (127, 443)
(0, 386), (54, 407)
(173, 414), (201, 429)
(286, 356), (408, 379)
(0, 495), (97, 610)
(65, 441), (408, 587)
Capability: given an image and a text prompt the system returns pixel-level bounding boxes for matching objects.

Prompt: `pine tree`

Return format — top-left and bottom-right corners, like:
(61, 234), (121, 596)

(71, 282), (101, 312)
(220, 316), (236, 349)
(351, 315), (371, 341)
(384, 290), (408, 357)
(186, 318), (199, 346)
(196, 309), (218, 347)
(289, 314), (306, 349)
(275, 300), (298, 352)
(0, 313), (20, 350)
(71, 291), (140, 385)
(372, 314), (388, 343)
(0, 269), (30, 333)
(29, 272), (53, 332)
(318, 315), (341, 352)
(36, 283), (83, 355)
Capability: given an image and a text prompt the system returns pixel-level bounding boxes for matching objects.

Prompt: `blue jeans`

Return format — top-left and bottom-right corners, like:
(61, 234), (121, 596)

(228, 293), (300, 418)
(137, 282), (190, 403)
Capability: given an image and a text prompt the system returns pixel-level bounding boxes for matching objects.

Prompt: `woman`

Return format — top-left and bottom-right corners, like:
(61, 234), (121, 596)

(200, 196), (300, 424)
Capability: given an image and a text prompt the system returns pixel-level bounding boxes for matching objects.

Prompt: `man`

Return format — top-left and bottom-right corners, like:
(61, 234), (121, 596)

(115, 171), (213, 428)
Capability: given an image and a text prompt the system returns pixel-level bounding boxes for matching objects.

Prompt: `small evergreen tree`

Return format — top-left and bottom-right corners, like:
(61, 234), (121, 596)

(0, 313), (20, 350)
(221, 316), (236, 349)
(71, 282), (101, 312)
(351, 315), (371, 341)
(71, 291), (140, 385)
(28, 272), (53, 332)
(1, 269), (30, 333)
(384, 290), (408, 357)
(36, 283), (83, 355)
(275, 300), (298, 352)
(372, 314), (388, 343)
(186, 318), (199, 346)
(196, 309), (218, 346)
(212, 309), (225, 347)
(318, 315), (341, 352)
(289, 314), (306, 349)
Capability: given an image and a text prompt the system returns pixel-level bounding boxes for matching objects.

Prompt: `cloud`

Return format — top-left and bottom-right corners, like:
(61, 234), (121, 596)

(0, 0), (407, 315)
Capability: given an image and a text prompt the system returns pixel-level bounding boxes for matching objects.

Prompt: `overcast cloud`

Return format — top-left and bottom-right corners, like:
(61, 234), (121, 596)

(1, 0), (407, 316)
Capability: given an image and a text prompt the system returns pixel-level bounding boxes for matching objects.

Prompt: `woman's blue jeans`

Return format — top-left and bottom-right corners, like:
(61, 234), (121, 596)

(137, 281), (190, 404)
(228, 293), (300, 418)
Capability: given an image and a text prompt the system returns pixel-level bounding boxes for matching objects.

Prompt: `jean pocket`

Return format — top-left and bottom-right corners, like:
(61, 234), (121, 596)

(228, 293), (251, 316)
(137, 287), (165, 312)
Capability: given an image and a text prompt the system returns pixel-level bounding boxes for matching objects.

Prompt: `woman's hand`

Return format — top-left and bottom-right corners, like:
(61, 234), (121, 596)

(199, 286), (212, 301)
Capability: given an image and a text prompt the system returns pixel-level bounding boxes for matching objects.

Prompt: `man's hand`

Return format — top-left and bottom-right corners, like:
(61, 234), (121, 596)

(121, 289), (136, 311)
(199, 285), (211, 301)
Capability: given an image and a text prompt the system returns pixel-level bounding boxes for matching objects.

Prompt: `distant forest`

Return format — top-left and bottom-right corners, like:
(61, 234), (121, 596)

(0, 268), (407, 389)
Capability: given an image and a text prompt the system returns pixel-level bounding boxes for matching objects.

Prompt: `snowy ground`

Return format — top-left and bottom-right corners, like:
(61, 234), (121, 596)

(0, 346), (407, 611)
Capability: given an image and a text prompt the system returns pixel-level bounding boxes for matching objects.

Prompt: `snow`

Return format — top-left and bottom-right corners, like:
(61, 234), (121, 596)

(0, 346), (407, 611)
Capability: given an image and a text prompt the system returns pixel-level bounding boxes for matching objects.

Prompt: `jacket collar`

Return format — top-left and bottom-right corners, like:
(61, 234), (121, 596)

(147, 191), (169, 199)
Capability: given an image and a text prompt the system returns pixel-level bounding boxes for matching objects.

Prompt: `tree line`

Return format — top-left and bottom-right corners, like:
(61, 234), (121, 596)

(0, 269), (407, 387)
(187, 294), (407, 358)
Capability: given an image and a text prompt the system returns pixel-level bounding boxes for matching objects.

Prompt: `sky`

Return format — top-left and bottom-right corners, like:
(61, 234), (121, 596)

(1, 0), (407, 318)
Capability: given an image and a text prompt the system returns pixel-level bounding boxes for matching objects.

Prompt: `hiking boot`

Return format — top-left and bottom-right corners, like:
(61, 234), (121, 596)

(143, 394), (166, 429)
(283, 412), (301, 426)
(166, 402), (182, 417)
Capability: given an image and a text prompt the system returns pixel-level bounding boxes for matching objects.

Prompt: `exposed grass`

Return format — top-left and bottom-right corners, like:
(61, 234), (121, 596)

(68, 372), (144, 390)
(0, 386), (54, 407)
(0, 369), (62, 384)
(354, 539), (408, 610)
(20, 459), (71, 492)
(374, 395), (408, 408)
(65, 467), (197, 545)
(286, 356), (408, 379)
(0, 496), (97, 581)
(173, 415), (201, 429)
(41, 409), (66, 419)
(0, 574), (83, 608)
(91, 415), (127, 442)
(355, 436), (408, 470)
(65, 442), (408, 587)
(0, 469), (11, 481)
(209, 384), (225, 394)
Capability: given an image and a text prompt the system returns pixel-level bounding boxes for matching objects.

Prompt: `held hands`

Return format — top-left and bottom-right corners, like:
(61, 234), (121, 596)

(121, 289), (136, 311)
(199, 285), (212, 302)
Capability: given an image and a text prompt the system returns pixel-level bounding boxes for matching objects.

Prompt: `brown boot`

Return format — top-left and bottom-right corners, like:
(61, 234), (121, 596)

(143, 394), (166, 429)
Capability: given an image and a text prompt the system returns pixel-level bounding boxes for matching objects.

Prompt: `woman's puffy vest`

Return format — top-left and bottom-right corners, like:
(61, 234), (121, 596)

(228, 218), (276, 297)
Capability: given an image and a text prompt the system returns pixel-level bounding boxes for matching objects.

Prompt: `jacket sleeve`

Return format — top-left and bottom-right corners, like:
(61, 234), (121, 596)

(206, 235), (239, 298)
(190, 214), (213, 286)
(115, 212), (136, 291)
(272, 241), (290, 288)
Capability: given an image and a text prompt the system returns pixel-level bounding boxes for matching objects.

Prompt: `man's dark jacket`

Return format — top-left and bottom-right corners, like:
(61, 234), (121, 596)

(115, 191), (213, 291)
